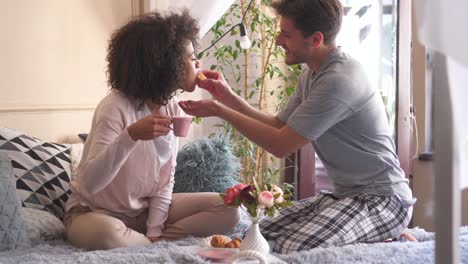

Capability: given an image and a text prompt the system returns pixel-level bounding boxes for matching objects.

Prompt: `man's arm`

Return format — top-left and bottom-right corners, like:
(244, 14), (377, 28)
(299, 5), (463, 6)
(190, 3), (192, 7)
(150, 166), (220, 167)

(228, 95), (285, 129)
(197, 70), (284, 128)
(217, 103), (310, 158)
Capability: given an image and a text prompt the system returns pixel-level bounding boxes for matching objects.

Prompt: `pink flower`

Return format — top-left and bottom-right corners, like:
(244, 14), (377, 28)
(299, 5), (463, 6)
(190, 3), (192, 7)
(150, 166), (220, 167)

(257, 191), (274, 209)
(271, 185), (284, 203)
(223, 187), (239, 205)
(233, 183), (247, 192)
(239, 185), (255, 203)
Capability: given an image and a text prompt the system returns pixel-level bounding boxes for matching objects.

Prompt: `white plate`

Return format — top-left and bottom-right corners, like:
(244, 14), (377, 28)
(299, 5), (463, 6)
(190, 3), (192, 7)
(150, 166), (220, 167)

(197, 248), (237, 261)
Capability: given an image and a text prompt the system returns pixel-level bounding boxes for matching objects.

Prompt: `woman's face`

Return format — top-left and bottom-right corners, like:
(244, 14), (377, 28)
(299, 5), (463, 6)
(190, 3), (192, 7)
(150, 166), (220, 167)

(181, 42), (200, 92)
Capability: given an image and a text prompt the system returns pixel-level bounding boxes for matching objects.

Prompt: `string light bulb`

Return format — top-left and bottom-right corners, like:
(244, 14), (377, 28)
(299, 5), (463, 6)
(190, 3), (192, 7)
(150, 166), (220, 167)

(239, 23), (252, 49)
(197, 0), (254, 57)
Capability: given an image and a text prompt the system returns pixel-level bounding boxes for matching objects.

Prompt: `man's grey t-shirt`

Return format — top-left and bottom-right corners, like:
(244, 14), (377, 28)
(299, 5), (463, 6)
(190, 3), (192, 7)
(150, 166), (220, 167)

(278, 48), (414, 207)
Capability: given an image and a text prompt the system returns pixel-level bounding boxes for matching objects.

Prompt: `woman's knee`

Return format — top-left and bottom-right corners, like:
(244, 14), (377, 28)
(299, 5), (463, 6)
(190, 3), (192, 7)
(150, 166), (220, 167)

(223, 205), (240, 229)
(208, 203), (240, 235)
(66, 213), (149, 250)
(91, 220), (134, 249)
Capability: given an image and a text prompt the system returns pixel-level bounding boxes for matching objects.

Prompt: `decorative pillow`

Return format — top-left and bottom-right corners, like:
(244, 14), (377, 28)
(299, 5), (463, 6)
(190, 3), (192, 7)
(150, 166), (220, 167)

(0, 152), (30, 251)
(0, 127), (72, 219)
(78, 133), (88, 143)
(22, 207), (66, 244)
(174, 135), (240, 193)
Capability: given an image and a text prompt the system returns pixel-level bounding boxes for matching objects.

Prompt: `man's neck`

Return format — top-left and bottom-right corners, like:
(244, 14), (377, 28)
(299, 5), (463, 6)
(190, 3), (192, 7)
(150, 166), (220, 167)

(306, 44), (337, 72)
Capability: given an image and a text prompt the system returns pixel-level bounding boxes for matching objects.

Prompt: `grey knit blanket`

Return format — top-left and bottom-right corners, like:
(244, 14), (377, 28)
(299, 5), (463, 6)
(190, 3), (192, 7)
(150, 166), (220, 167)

(1, 227), (467, 264)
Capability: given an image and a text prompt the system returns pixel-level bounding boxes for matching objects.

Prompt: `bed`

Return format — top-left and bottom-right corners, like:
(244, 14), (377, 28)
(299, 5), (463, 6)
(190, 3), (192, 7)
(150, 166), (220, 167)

(0, 226), (465, 264)
(1, 127), (467, 264)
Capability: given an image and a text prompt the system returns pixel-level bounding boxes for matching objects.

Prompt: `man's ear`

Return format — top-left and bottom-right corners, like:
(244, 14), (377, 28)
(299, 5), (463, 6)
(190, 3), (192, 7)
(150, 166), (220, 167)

(307, 31), (324, 47)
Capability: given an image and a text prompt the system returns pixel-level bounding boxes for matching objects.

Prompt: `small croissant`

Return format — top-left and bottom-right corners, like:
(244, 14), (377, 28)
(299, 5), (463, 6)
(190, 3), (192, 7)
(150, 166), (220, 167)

(210, 235), (230, 248)
(224, 238), (241, 248)
(197, 72), (207, 82)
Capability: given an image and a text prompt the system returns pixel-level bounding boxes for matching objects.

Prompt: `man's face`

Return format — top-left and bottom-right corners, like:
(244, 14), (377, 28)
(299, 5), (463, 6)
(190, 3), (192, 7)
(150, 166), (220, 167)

(275, 17), (314, 65)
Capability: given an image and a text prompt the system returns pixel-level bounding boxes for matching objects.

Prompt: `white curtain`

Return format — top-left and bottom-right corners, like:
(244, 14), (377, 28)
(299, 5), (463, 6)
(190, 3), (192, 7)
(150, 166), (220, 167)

(144, 0), (235, 38)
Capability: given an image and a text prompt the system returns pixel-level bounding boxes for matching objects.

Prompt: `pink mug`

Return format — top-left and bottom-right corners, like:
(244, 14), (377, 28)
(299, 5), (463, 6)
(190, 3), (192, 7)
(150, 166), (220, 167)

(171, 117), (192, 137)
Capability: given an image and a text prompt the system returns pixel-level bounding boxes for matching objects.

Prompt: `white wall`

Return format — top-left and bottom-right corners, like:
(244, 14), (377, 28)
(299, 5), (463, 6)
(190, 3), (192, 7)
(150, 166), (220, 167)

(0, 0), (222, 146)
(0, 0), (134, 143)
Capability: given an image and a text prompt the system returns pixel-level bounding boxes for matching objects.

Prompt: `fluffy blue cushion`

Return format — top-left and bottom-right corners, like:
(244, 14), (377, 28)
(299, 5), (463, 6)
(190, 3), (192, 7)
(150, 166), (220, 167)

(0, 152), (30, 251)
(174, 135), (240, 193)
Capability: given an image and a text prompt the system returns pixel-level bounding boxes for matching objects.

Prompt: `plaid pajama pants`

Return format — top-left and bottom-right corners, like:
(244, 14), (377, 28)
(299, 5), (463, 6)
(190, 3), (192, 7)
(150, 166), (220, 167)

(259, 193), (410, 254)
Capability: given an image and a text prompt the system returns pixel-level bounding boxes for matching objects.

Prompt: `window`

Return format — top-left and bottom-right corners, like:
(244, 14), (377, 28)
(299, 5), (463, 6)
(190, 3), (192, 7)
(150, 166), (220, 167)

(287, 0), (411, 199)
(337, 0), (398, 138)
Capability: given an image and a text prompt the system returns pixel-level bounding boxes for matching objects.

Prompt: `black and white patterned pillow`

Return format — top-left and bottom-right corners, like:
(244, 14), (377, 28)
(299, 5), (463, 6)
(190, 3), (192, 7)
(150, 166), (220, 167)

(0, 128), (72, 219)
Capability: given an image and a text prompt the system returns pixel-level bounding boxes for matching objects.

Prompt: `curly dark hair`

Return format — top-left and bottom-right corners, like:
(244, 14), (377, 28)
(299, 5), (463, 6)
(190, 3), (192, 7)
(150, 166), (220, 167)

(106, 10), (199, 106)
(271, 0), (343, 45)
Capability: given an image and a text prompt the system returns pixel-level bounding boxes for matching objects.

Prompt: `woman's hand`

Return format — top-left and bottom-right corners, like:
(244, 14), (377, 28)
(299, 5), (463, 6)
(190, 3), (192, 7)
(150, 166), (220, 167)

(178, 99), (220, 118)
(197, 70), (236, 105)
(127, 115), (172, 141)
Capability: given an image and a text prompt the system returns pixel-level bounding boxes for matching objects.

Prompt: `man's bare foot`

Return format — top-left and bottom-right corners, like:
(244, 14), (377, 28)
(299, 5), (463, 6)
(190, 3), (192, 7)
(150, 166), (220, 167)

(400, 232), (418, 242)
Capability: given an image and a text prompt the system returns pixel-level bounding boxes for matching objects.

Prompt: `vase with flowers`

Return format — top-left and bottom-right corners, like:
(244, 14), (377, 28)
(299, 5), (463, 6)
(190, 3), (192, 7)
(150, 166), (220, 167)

(220, 180), (293, 255)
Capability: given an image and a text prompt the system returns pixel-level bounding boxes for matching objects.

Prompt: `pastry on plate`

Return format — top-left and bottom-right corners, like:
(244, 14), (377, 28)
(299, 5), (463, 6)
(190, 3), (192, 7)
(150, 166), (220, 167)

(210, 235), (230, 248)
(224, 238), (241, 248)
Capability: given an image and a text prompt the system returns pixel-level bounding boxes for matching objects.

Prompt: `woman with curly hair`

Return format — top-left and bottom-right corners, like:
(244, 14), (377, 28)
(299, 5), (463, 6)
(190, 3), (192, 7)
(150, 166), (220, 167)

(63, 10), (240, 250)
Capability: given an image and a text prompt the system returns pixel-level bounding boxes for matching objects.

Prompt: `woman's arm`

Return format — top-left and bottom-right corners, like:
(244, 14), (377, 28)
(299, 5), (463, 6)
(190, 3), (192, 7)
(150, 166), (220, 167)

(80, 101), (171, 194)
(146, 170), (173, 239)
(80, 117), (139, 194)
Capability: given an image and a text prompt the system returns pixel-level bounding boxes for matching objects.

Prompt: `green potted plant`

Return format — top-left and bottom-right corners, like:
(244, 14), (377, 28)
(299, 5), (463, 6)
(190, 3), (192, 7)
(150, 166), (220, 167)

(198, 0), (301, 185)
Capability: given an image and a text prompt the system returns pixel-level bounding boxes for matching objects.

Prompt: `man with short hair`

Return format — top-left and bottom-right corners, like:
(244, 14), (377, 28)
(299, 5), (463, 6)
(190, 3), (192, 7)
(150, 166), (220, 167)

(179, 0), (415, 253)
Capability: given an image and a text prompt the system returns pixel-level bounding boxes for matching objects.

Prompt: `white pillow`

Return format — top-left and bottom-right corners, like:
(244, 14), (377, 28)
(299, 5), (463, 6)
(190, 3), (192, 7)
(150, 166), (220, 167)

(0, 153), (30, 251)
(70, 143), (84, 179)
(22, 207), (66, 244)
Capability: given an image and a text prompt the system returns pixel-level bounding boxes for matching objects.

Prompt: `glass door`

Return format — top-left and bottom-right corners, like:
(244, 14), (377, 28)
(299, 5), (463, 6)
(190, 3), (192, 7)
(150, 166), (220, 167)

(337, 0), (398, 138)
(313, 0), (400, 195)
(287, 0), (409, 199)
